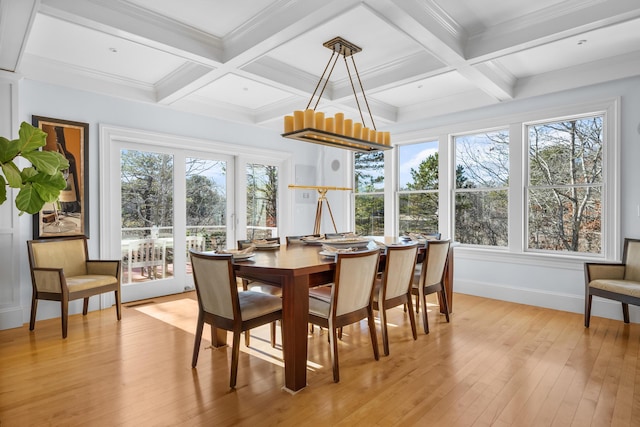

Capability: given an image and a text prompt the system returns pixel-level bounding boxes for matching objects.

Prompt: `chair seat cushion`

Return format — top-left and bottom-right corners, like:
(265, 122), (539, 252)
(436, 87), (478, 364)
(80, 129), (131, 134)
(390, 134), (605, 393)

(590, 279), (640, 297)
(309, 284), (333, 302)
(309, 295), (330, 319)
(239, 291), (282, 320)
(246, 282), (282, 296)
(67, 275), (118, 292)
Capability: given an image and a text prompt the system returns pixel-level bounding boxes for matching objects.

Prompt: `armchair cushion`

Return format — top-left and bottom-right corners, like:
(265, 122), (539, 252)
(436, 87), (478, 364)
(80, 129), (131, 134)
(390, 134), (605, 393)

(589, 280), (640, 298)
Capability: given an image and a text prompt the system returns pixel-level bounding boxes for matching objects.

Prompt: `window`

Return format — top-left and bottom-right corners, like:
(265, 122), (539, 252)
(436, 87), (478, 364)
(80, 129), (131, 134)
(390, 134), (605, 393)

(397, 141), (439, 235)
(454, 130), (509, 246)
(526, 115), (603, 254)
(354, 151), (384, 236)
(246, 163), (278, 240)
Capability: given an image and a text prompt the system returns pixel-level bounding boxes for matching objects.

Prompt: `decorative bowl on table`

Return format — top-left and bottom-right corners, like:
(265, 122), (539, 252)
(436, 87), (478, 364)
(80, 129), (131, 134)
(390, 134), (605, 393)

(322, 237), (371, 249)
(301, 236), (326, 245)
(252, 240), (280, 250)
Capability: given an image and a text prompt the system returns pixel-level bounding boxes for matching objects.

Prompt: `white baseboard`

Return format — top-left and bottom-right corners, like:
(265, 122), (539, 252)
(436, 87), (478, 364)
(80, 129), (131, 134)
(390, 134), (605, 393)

(455, 278), (638, 324)
(0, 306), (25, 330)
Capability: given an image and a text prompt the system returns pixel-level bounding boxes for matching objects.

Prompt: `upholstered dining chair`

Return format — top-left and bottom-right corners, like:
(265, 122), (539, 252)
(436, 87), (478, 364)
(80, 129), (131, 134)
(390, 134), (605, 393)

(412, 239), (451, 334)
(237, 237), (282, 347)
(308, 248), (380, 382)
(189, 250), (282, 389)
(27, 236), (121, 338)
(372, 243), (419, 356)
(585, 238), (640, 327)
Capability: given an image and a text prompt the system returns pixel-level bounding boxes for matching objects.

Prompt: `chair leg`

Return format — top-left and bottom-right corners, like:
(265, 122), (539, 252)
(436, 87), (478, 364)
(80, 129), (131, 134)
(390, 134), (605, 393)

(192, 314), (204, 368)
(379, 306), (390, 356)
(29, 297), (38, 331)
(420, 290), (429, 334)
(230, 331), (242, 389)
(115, 290), (122, 320)
(270, 321), (277, 348)
(585, 293), (592, 328)
(367, 307), (379, 361)
(329, 325), (340, 383)
(83, 297), (90, 315)
(622, 303), (630, 323)
(61, 297), (69, 339)
(406, 296), (418, 340)
(245, 330), (251, 347)
(440, 288), (450, 322)
(415, 294), (420, 313)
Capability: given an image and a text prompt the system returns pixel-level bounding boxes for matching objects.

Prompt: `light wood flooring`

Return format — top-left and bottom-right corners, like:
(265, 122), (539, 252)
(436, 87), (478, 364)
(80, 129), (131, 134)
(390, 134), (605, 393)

(1, 292), (639, 426)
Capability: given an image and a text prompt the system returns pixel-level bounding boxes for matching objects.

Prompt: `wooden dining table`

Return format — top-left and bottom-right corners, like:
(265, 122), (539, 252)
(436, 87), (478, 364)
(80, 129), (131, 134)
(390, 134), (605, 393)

(213, 238), (454, 393)
(233, 243), (336, 392)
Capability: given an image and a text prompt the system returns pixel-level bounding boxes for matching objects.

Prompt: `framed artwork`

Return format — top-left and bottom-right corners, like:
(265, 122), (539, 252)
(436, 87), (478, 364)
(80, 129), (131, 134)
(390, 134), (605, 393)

(32, 116), (89, 238)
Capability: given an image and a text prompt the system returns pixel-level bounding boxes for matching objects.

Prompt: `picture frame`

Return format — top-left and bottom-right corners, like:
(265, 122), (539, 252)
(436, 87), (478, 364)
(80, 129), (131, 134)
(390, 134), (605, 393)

(32, 116), (89, 239)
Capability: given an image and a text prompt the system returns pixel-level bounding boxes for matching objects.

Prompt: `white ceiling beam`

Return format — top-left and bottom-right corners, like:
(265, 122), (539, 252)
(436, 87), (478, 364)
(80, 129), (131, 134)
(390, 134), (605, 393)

(0, 0), (38, 72)
(466, 0), (640, 62)
(367, 0), (515, 102)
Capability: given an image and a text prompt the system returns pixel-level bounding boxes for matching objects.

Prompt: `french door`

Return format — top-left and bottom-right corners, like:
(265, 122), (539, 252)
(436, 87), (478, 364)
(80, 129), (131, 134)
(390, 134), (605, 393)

(101, 126), (291, 302)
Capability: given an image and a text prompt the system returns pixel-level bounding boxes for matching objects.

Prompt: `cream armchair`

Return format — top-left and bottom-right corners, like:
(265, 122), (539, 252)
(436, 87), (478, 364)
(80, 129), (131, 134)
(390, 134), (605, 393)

(585, 238), (640, 327)
(27, 236), (122, 338)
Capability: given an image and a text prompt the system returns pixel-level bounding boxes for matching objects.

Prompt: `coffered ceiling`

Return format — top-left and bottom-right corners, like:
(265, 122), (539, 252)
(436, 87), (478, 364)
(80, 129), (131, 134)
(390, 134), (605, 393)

(2, 0), (640, 133)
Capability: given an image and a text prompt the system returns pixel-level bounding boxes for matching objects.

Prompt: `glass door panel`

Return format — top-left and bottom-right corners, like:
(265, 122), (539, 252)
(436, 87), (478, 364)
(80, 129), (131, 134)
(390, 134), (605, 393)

(121, 149), (174, 285)
(246, 163), (278, 240)
(185, 157), (227, 276)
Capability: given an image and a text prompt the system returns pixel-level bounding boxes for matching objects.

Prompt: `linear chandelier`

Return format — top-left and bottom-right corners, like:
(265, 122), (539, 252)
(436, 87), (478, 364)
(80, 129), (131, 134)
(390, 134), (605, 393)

(282, 37), (392, 152)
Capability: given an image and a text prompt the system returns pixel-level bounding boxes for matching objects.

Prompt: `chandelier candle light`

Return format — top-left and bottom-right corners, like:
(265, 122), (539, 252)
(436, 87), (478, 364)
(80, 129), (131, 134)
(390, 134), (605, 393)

(282, 37), (392, 152)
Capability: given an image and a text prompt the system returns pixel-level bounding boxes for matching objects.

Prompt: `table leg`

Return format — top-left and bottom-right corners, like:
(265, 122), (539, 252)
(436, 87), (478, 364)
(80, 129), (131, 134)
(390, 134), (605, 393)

(281, 275), (309, 392)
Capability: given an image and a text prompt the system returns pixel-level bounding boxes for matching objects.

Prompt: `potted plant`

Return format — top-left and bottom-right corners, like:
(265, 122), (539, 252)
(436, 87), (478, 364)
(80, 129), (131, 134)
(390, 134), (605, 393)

(0, 121), (69, 215)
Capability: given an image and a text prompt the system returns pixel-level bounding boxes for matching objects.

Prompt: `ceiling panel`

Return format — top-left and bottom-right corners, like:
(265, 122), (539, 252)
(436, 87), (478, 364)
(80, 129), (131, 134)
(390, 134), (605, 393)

(266, 4), (426, 83)
(185, 73), (295, 110)
(25, 14), (187, 84)
(123, 0), (279, 38)
(495, 18), (640, 78)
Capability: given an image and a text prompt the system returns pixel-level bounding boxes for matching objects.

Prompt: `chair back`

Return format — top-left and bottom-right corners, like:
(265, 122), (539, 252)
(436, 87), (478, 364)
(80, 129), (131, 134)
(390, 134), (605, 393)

(419, 240), (450, 287)
(333, 249), (380, 317)
(190, 251), (238, 320)
(126, 238), (165, 267)
(382, 244), (419, 300)
(623, 238), (640, 281)
(28, 236), (88, 277)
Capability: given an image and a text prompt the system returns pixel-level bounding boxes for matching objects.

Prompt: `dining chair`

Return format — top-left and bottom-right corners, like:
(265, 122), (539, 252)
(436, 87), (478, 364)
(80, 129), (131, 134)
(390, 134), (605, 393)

(238, 236), (282, 348)
(412, 240), (451, 334)
(308, 248), (380, 382)
(585, 238), (640, 327)
(189, 250), (282, 389)
(27, 236), (121, 338)
(373, 243), (419, 355)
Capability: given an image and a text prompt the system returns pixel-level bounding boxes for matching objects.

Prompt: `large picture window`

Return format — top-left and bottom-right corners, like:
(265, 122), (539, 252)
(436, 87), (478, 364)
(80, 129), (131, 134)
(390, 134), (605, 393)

(397, 141), (439, 235)
(354, 151), (385, 236)
(454, 130), (509, 246)
(527, 115), (603, 254)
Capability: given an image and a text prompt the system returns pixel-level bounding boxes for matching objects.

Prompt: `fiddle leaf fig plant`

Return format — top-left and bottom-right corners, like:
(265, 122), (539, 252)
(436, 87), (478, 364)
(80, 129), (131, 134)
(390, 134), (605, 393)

(0, 121), (70, 215)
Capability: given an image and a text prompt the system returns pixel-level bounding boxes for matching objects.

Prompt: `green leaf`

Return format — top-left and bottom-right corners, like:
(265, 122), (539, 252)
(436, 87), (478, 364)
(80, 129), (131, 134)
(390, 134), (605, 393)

(0, 136), (20, 163)
(30, 171), (67, 203)
(1, 161), (22, 187)
(22, 150), (69, 175)
(0, 175), (6, 205)
(17, 122), (47, 154)
(15, 184), (45, 215)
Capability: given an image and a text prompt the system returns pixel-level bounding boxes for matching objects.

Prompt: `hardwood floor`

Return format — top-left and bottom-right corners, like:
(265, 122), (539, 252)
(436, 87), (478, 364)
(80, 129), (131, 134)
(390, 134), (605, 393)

(1, 292), (639, 426)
